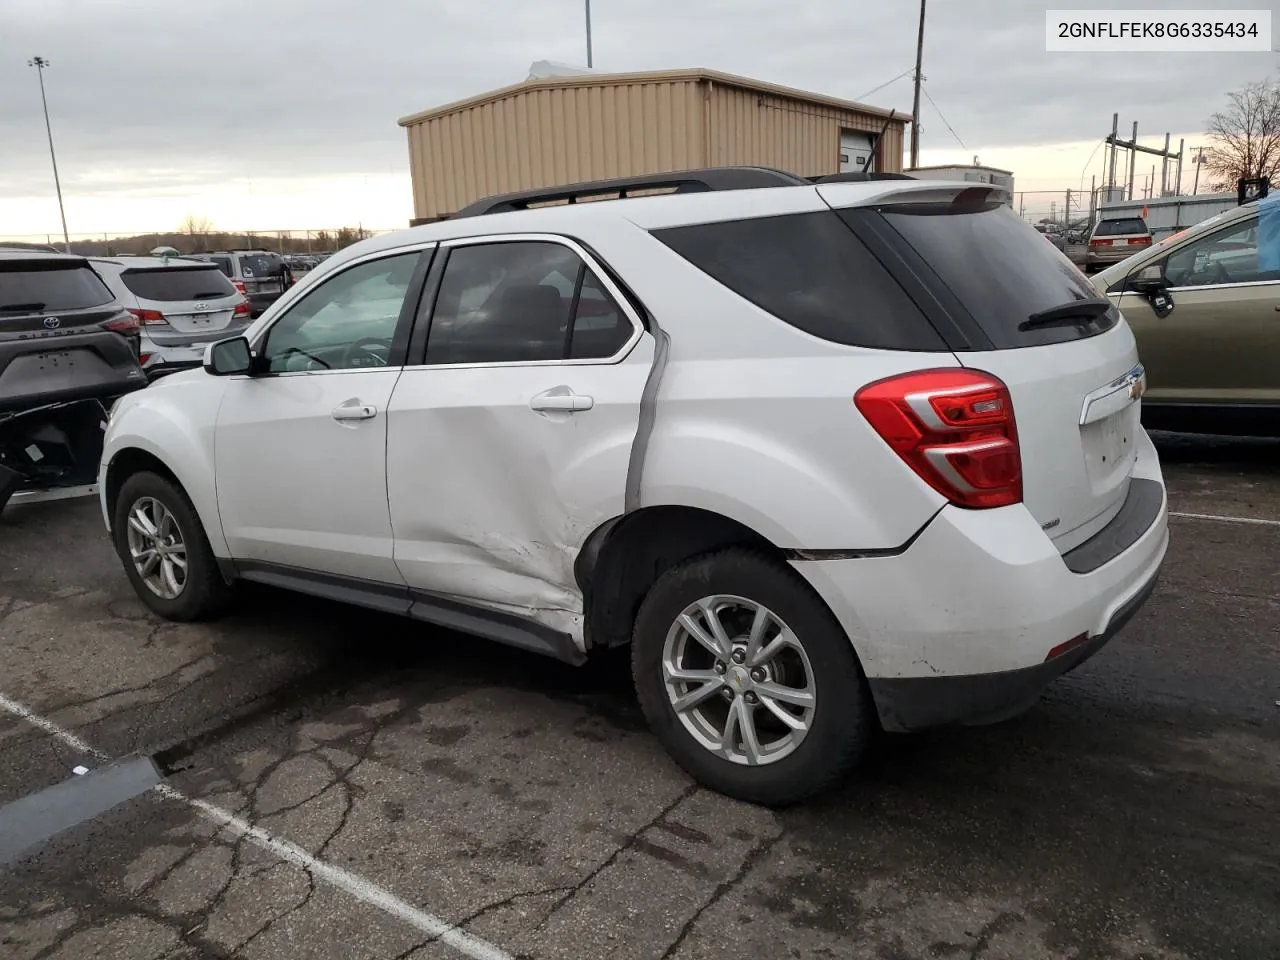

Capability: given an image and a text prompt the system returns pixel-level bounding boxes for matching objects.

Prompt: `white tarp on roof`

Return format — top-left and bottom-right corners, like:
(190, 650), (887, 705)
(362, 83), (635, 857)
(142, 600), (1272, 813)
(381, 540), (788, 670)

(526, 60), (595, 80)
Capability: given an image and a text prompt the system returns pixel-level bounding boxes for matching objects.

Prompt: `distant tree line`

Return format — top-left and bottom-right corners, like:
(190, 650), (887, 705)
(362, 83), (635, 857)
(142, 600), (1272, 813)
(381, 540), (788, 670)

(48, 220), (375, 258)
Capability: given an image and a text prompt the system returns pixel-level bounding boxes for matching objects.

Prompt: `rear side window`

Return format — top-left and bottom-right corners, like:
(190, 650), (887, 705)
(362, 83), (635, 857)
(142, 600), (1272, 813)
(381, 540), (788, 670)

(652, 212), (945, 350)
(120, 267), (237, 302)
(208, 257), (233, 277)
(425, 241), (634, 365)
(0, 262), (115, 312)
(877, 200), (1116, 348)
(1094, 218), (1148, 237)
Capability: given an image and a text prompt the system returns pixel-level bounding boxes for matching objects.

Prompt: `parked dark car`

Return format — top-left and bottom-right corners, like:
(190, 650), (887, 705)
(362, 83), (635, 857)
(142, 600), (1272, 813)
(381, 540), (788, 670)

(0, 251), (147, 510)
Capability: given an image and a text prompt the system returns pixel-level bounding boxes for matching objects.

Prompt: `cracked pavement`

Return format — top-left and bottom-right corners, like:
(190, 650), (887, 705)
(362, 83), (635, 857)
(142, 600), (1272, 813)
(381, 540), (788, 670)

(0, 432), (1278, 959)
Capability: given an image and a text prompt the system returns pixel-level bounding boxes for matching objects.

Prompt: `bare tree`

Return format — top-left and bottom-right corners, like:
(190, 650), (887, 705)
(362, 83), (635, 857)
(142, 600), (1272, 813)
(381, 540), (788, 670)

(180, 214), (213, 235)
(1205, 77), (1280, 191)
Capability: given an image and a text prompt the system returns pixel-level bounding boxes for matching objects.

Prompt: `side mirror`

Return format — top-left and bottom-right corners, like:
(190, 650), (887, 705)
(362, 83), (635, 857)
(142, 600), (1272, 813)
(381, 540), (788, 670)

(1129, 263), (1165, 293)
(203, 337), (253, 376)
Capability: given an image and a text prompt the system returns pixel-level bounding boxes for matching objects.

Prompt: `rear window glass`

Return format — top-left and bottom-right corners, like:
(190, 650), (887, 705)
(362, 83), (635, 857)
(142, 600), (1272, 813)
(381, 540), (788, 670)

(239, 254), (284, 278)
(878, 200), (1116, 349)
(1094, 218), (1148, 237)
(651, 211), (945, 351)
(121, 267), (236, 302)
(0, 262), (115, 312)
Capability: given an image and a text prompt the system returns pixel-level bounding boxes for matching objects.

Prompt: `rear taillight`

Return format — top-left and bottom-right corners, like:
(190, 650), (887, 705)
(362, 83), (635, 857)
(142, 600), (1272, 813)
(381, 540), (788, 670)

(854, 369), (1022, 509)
(233, 299), (251, 318)
(1131, 237), (1151, 246)
(126, 308), (167, 325)
(103, 312), (140, 335)
(1090, 238), (1112, 247)
(138, 353), (153, 365)
(233, 280), (247, 296)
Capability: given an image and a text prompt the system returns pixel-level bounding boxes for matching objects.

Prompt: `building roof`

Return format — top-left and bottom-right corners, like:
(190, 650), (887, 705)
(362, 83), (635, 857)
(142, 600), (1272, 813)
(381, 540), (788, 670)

(398, 67), (909, 128)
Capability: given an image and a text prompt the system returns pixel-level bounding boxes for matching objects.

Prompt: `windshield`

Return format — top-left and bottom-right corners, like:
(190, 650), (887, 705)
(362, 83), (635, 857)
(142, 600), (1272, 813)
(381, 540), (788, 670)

(121, 266), (237, 302)
(0, 262), (115, 312)
(877, 200), (1116, 348)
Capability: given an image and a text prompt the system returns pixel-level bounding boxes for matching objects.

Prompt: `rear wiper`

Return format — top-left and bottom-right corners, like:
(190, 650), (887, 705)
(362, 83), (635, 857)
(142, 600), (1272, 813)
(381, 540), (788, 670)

(1018, 296), (1112, 332)
(0, 302), (47, 312)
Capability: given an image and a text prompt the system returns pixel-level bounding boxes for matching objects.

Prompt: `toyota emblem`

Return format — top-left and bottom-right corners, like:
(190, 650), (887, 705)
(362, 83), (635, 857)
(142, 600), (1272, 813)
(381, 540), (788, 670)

(43, 316), (60, 329)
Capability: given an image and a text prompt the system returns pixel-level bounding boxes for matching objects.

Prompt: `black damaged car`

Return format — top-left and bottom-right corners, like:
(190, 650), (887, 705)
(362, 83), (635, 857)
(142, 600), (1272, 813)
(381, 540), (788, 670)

(0, 251), (147, 512)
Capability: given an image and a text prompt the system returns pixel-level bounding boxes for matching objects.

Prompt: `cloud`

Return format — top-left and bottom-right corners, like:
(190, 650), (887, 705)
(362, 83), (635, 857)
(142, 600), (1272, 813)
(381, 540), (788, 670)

(1, 0), (1274, 232)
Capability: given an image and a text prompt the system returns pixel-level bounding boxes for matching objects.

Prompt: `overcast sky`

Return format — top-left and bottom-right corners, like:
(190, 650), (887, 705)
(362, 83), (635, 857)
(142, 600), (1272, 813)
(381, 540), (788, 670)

(2, 0), (1275, 237)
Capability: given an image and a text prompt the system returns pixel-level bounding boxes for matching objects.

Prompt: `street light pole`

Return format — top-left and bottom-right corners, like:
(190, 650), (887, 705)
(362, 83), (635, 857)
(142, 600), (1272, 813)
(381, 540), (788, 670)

(27, 57), (71, 254)
(585, 0), (593, 68)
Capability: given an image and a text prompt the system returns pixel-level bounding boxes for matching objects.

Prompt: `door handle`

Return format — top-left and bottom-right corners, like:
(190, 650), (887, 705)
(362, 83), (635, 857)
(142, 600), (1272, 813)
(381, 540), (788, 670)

(331, 400), (377, 421)
(530, 389), (594, 413)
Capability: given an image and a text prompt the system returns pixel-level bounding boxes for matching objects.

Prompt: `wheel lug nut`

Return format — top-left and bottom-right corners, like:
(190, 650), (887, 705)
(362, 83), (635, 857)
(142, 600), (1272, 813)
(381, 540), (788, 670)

(750, 668), (765, 682)
(731, 649), (746, 664)
(713, 662), (726, 675)
(744, 691), (758, 705)
(721, 687), (735, 701)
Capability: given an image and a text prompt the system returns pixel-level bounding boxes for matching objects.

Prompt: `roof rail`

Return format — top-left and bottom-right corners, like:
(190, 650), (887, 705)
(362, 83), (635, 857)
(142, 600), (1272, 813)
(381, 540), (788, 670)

(809, 172), (918, 184)
(453, 166), (810, 218)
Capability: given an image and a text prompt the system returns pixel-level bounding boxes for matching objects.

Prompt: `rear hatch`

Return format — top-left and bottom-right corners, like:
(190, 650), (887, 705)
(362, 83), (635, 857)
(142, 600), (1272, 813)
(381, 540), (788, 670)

(1090, 217), (1152, 256)
(0, 257), (145, 411)
(827, 185), (1146, 553)
(237, 253), (289, 302)
(120, 264), (244, 338)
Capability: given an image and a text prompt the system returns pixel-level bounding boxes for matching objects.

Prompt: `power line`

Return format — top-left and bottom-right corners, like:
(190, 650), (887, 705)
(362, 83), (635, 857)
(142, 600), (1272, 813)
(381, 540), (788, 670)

(855, 67), (915, 103)
(921, 84), (966, 151)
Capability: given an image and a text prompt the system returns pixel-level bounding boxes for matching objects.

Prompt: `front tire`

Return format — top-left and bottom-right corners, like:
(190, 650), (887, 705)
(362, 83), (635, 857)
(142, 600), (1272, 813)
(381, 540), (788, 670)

(631, 548), (874, 806)
(112, 471), (228, 621)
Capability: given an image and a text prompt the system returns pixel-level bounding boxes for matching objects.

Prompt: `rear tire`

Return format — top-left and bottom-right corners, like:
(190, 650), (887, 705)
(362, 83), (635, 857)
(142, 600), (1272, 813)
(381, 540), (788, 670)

(631, 548), (874, 806)
(112, 471), (229, 622)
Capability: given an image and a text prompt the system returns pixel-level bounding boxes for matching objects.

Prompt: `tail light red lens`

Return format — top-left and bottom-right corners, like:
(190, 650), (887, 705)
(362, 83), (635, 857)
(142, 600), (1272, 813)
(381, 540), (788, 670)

(103, 313), (140, 335)
(233, 299), (251, 318)
(126, 308), (167, 325)
(854, 369), (1022, 509)
(233, 280), (247, 296)
(138, 353), (153, 365)
(1090, 238), (1112, 247)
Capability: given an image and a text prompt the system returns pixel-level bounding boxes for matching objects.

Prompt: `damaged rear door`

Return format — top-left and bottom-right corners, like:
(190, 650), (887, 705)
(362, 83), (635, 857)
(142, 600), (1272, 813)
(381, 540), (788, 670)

(385, 234), (652, 642)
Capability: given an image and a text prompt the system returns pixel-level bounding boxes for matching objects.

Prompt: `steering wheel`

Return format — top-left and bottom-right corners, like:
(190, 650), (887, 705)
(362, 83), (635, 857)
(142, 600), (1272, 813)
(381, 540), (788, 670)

(1205, 260), (1231, 286)
(340, 337), (393, 368)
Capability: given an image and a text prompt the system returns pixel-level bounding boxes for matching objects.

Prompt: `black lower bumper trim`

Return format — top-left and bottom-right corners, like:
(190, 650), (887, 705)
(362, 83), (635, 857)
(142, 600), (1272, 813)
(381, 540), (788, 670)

(867, 564), (1162, 733)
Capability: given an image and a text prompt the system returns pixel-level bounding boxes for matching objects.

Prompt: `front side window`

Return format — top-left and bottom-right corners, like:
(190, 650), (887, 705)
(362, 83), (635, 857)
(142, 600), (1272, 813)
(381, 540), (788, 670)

(425, 241), (632, 365)
(260, 252), (420, 373)
(1164, 217), (1279, 287)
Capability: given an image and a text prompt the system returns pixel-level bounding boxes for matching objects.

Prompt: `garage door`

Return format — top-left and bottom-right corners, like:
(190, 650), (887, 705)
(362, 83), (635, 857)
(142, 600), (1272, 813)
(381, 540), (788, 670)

(839, 131), (874, 173)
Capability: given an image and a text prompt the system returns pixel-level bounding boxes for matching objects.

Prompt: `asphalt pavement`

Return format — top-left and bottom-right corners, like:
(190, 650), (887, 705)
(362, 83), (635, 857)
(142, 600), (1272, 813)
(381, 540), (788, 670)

(0, 432), (1276, 960)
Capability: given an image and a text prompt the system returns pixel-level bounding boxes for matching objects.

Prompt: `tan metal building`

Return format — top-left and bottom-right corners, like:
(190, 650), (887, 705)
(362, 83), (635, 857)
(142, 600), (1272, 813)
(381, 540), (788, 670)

(398, 67), (908, 224)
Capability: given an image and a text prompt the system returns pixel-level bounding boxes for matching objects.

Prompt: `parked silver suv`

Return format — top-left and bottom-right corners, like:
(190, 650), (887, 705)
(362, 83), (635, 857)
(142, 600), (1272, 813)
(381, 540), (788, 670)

(90, 256), (252, 378)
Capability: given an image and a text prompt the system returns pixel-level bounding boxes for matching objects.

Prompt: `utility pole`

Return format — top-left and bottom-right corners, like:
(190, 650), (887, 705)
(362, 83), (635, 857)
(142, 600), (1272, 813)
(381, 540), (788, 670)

(909, 0), (926, 169)
(27, 56), (70, 253)
(1127, 121), (1138, 200)
(585, 0), (593, 68)
(1191, 146), (1207, 194)
(1175, 138), (1185, 195)
(1160, 132), (1171, 196)
(1106, 113), (1118, 197)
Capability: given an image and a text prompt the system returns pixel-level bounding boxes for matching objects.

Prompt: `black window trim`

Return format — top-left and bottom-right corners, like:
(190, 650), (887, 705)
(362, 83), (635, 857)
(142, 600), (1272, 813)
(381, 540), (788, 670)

(403, 232), (646, 369)
(1110, 212), (1270, 294)
(248, 243), (437, 377)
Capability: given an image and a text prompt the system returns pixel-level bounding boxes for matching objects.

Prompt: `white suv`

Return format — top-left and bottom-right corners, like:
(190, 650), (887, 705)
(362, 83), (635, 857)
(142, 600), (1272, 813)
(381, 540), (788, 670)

(99, 168), (1168, 806)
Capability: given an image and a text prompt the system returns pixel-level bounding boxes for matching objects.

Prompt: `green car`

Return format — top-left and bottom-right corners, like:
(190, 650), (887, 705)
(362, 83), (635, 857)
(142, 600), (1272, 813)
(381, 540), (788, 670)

(1090, 200), (1280, 437)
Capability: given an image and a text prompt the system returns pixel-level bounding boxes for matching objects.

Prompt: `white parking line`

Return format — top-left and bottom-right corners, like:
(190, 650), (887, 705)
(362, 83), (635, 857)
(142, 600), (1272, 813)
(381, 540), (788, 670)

(1170, 511), (1280, 527)
(0, 694), (513, 960)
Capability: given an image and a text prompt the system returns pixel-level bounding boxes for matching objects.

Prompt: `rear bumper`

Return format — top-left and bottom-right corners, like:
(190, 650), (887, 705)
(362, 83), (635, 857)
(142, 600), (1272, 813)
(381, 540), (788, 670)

(792, 429), (1168, 732)
(865, 568), (1159, 730)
